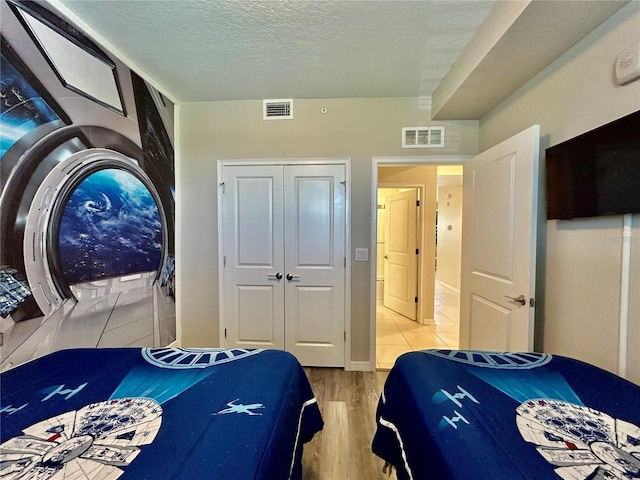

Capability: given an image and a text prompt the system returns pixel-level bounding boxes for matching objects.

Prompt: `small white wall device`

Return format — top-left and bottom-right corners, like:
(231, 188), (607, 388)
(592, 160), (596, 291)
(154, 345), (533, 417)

(615, 42), (640, 85)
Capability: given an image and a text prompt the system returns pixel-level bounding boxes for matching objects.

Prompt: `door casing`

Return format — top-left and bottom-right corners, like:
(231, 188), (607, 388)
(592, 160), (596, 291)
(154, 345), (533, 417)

(370, 156), (471, 370)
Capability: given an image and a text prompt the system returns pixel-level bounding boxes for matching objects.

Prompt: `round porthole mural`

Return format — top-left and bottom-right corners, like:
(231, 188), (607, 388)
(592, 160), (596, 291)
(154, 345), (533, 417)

(56, 168), (163, 285)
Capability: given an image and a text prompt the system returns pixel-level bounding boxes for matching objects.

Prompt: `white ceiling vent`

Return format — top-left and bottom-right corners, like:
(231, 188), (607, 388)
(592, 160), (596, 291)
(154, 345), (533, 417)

(263, 99), (293, 120)
(402, 126), (444, 148)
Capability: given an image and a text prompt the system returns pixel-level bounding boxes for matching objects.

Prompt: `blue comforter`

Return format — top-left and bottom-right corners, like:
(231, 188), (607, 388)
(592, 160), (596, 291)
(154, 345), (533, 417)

(372, 350), (640, 480)
(1, 347), (322, 480)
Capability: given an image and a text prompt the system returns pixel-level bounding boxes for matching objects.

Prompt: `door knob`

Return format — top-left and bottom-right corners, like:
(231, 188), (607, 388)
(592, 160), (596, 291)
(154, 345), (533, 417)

(267, 273), (283, 280)
(286, 273), (300, 281)
(504, 294), (527, 306)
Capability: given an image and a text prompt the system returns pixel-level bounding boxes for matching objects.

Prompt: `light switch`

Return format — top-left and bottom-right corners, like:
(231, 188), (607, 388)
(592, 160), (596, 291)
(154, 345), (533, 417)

(355, 248), (369, 262)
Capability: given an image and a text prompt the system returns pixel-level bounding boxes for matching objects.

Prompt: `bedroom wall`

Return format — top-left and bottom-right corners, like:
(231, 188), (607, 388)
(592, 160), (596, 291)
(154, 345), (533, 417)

(479, 2), (640, 383)
(178, 97), (479, 364)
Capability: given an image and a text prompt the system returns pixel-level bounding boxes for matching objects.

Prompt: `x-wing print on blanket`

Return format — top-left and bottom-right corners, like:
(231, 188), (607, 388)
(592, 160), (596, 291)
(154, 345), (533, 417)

(375, 350), (640, 480)
(0, 348), (267, 480)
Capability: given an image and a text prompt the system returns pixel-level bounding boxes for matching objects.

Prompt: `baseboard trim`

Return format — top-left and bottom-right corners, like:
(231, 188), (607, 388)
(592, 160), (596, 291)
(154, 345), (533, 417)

(436, 280), (460, 294)
(348, 360), (375, 372)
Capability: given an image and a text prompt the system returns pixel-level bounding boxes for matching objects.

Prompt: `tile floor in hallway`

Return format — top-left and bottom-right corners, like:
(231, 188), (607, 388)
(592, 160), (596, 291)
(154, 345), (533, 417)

(376, 282), (460, 369)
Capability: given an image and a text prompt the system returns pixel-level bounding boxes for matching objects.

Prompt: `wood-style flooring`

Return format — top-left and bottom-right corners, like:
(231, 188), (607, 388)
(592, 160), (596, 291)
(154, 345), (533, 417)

(301, 367), (390, 479)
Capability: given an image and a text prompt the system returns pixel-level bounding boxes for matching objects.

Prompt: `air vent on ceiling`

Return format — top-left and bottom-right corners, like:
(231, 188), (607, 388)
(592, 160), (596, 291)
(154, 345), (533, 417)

(402, 126), (445, 148)
(263, 99), (293, 120)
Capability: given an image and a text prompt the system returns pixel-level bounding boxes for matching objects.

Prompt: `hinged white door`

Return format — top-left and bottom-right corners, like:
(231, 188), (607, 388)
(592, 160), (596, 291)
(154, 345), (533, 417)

(460, 125), (540, 351)
(221, 165), (285, 350)
(383, 189), (418, 320)
(283, 164), (346, 366)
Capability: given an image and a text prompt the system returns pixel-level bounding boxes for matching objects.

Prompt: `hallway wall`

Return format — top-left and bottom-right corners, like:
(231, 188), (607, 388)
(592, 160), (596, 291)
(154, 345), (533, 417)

(436, 184), (463, 290)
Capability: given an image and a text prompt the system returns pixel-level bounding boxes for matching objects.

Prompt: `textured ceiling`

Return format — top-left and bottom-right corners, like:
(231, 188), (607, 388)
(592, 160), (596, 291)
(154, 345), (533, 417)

(53, 0), (496, 103)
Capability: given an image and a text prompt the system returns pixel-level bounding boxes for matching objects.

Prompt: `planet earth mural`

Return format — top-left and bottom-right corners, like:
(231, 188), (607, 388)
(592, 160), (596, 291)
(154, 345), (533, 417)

(58, 168), (163, 284)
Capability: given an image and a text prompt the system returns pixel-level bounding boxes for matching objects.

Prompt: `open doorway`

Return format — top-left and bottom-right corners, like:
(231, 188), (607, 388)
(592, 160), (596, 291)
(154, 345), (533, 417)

(374, 163), (463, 370)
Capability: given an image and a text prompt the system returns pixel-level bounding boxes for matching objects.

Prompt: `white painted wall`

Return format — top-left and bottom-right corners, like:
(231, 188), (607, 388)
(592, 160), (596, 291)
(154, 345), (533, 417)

(480, 3), (640, 383)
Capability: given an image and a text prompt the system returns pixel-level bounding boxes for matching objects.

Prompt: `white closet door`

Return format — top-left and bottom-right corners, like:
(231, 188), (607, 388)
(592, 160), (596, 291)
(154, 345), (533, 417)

(283, 164), (346, 367)
(221, 165), (285, 350)
(221, 163), (346, 367)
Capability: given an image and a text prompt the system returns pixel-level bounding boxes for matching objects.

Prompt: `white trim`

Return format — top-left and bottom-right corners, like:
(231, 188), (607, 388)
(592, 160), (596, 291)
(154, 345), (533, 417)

(349, 360), (373, 371)
(370, 156), (471, 370)
(218, 158), (351, 369)
(436, 280), (461, 295)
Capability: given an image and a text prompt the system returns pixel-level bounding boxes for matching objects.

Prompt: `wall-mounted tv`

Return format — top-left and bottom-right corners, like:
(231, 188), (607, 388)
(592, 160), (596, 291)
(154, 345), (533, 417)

(546, 110), (640, 220)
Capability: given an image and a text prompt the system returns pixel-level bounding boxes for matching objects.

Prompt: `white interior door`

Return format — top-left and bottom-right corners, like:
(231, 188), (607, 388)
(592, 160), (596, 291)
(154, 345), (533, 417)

(383, 189), (418, 320)
(460, 125), (540, 352)
(283, 165), (346, 367)
(221, 163), (346, 367)
(221, 165), (285, 350)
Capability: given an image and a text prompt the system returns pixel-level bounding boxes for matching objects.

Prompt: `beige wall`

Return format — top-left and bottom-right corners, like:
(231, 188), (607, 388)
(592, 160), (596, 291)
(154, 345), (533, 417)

(479, 3), (640, 382)
(177, 97), (479, 364)
(436, 185), (463, 290)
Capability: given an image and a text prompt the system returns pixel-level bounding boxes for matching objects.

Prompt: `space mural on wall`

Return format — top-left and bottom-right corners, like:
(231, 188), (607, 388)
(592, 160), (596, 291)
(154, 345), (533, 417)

(0, 0), (175, 342)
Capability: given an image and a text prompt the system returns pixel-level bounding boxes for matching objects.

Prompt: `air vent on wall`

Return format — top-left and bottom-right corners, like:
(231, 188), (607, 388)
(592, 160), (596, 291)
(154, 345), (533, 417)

(263, 99), (293, 120)
(402, 126), (444, 148)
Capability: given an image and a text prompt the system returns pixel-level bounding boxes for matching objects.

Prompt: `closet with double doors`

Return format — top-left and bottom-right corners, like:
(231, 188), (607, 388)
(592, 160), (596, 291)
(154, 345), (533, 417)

(218, 161), (347, 367)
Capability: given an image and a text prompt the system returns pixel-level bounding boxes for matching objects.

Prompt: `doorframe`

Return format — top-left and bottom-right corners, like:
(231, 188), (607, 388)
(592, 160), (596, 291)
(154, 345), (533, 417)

(217, 158), (352, 369)
(370, 156), (470, 370)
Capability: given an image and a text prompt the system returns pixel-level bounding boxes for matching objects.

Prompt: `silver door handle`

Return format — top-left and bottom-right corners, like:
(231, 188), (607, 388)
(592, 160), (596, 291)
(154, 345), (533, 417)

(267, 273), (283, 280)
(286, 273), (300, 281)
(504, 294), (526, 306)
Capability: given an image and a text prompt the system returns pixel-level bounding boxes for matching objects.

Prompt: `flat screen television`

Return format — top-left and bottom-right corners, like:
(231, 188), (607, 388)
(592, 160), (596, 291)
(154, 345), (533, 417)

(546, 110), (640, 220)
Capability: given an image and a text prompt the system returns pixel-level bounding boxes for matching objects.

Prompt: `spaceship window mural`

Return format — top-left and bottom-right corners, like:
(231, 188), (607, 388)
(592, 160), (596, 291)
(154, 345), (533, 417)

(1, 0), (175, 347)
(57, 168), (163, 285)
(0, 52), (60, 158)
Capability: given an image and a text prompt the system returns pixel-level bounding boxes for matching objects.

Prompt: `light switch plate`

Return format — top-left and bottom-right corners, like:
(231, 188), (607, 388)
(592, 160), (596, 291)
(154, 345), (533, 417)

(355, 248), (369, 262)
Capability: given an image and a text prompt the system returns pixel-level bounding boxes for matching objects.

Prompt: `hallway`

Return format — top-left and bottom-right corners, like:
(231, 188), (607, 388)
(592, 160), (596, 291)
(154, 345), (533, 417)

(376, 281), (460, 369)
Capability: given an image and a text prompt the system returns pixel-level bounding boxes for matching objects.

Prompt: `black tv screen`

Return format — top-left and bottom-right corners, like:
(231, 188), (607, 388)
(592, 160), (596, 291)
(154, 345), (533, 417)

(546, 110), (640, 220)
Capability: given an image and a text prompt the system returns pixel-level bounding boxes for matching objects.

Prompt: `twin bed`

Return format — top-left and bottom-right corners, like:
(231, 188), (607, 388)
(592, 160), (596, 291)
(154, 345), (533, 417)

(372, 349), (640, 480)
(3, 347), (639, 480)
(0, 347), (322, 480)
